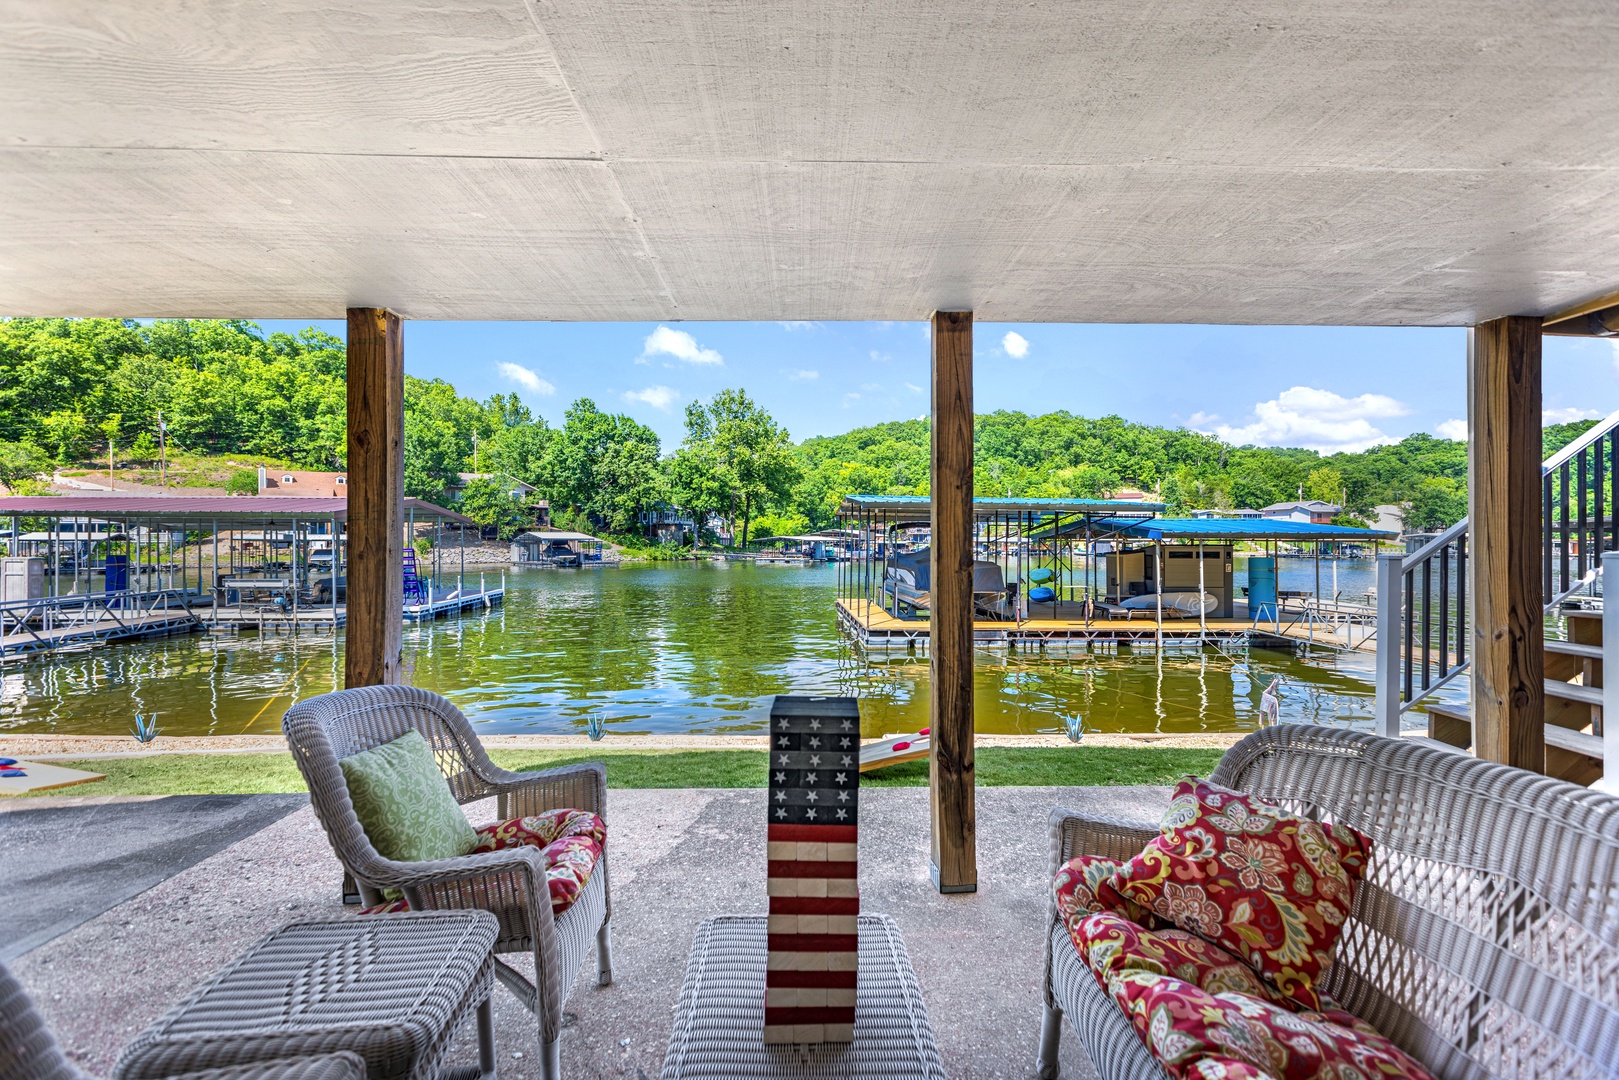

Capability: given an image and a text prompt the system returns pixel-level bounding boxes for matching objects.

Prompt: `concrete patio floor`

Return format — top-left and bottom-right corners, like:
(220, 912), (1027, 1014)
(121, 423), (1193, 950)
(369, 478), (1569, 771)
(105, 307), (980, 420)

(9, 784), (1174, 1079)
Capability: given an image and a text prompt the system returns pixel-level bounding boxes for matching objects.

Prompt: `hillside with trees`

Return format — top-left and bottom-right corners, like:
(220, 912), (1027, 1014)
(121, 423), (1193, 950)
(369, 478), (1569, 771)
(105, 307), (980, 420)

(0, 318), (1597, 544)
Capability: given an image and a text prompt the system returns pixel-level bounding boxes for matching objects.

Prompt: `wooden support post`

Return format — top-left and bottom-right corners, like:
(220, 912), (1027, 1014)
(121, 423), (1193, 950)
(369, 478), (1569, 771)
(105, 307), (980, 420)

(1468, 316), (1544, 772)
(929, 310), (976, 893)
(345, 308), (405, 688)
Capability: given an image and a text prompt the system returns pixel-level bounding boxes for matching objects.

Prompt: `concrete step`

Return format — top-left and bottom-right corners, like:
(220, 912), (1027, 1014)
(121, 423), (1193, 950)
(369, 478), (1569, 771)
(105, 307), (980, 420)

(1546, 639), (1603, 660)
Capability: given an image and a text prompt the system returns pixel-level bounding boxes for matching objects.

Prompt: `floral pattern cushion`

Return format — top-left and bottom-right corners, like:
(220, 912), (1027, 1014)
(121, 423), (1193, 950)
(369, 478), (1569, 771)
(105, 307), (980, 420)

(361, 809), (605, 918)
(1108, 777), (1370, 1010)
(1068, 909), (1295, 1008)
(1107, 969), (1434, 1080)
(1054, 854), (1168, 931)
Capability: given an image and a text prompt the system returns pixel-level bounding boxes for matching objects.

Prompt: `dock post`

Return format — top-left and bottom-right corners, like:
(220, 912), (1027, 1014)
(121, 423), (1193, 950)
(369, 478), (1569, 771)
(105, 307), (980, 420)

(928, 310), (976, 894)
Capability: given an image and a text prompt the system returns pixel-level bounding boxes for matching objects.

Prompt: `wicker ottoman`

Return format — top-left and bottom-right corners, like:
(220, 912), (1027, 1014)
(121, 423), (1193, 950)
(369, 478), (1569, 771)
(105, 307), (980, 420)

(661, 914), (943, 1079)
(112, 913), (498, 1080)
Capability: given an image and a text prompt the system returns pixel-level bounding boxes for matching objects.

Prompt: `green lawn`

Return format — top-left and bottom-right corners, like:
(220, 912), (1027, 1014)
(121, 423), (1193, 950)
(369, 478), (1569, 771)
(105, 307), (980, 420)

(26, 746), (1223, 798)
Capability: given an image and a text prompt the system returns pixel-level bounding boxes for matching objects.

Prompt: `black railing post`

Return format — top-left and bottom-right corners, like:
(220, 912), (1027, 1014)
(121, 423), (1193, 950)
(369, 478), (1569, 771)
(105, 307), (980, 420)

(1457, 535), (1467, 667)
(1578, 452), (1589, 577)
(1439, 545), (1450, 677)
(1544, 472), (1555, 600)
(1560, 461), (1571, 594)
(1420, 557), (1432, 691)
(1403, 567), (1415, 702)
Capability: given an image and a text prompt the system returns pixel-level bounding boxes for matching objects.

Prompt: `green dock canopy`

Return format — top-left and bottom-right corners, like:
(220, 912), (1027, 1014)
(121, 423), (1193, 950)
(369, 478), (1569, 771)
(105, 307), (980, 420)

(1067, 516), (1397, 542)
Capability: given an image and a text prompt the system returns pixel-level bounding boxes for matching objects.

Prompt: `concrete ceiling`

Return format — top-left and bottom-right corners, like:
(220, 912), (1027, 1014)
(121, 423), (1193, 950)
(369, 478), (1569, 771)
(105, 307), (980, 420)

(3, 0), (1618, 324)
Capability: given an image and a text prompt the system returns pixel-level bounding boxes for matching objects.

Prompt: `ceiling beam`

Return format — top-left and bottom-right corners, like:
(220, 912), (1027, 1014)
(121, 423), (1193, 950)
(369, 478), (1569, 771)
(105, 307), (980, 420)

(1542, 288), (1619, 337)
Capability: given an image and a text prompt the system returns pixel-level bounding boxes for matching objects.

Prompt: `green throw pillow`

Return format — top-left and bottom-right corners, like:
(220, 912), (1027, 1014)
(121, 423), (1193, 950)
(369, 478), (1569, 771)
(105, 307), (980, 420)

(339, 729), (477, 862)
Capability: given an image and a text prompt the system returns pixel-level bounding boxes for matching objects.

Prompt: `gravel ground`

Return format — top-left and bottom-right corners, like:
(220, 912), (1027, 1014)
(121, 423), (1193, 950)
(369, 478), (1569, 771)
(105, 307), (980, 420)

(10, 785), (1174, 1079)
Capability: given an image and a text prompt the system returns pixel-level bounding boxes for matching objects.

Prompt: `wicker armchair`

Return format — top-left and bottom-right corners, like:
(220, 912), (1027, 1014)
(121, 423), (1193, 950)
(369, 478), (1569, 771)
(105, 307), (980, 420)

(282, 686), (611, 1080)
(1037, 724), (1619, 1080)
(0, 958), (367, 1080)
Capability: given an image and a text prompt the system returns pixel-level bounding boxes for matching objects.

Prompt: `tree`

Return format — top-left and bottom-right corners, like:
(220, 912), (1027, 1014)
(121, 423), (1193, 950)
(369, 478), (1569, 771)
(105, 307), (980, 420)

(0, 440), (50, 494)
(533, 399), (662, 533)
(38, 410), (91, 463)
(1402, 477), (1466, 531)
(225, 468), (259, 495)
(457, 477), (530, 540)
(700, 389), (801, 547)
(1304, 466), (1345, 505)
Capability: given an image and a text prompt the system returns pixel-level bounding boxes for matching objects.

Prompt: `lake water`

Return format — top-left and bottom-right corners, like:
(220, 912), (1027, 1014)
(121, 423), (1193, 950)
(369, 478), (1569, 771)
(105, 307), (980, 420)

(0, 559), (1438, 739)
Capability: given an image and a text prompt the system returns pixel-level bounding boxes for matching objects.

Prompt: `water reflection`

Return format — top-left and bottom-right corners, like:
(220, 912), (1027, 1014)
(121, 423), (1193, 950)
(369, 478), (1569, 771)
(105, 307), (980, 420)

(0, 561), (1449, 739)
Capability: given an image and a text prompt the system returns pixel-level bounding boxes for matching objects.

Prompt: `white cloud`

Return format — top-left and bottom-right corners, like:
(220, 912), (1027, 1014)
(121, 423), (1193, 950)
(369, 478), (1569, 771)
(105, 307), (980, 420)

(783, 368), (818, 382)
(639, 326), (723, 366)
(622, 385), (679, 411)
(494, 361), (555, 396)
(1544, 406), (1601, 424)
(904, 382), (924, 394)
(1435, 418), (1468, 440)
(842, 392), (861, 407)
(860, 382), (882, 392)
(1186, 410), (1220, 428)
(1002, 331), (1029, 358)
(869, 350), (891, 363)
(778, 321), (819, 332)
(1212, 386), (1410, 453)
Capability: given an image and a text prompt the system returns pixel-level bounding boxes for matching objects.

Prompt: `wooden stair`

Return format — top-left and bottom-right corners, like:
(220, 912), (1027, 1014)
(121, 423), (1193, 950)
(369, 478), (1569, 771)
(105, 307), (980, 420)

(1424, 607), (1604, 784)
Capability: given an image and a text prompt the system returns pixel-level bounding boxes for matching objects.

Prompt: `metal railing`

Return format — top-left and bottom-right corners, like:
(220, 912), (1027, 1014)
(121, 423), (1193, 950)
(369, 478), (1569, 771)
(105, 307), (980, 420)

(0, 587), (200, 655)
(1374, 408), (1619, 735)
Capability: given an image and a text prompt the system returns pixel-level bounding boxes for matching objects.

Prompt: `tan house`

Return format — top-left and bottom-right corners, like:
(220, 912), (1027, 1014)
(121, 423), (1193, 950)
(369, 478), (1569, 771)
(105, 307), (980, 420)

(258, 466), (347, 497)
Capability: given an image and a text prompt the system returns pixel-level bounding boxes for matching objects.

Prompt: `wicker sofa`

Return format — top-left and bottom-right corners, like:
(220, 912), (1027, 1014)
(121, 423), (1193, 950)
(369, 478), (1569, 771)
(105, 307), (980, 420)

(283, 686), (611, 1080)
(1037, 725), (1619, 1080)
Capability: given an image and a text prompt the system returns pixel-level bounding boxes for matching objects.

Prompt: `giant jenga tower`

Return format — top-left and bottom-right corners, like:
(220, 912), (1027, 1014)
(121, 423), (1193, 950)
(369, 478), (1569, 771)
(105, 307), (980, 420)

(764, 695), (860, 1044)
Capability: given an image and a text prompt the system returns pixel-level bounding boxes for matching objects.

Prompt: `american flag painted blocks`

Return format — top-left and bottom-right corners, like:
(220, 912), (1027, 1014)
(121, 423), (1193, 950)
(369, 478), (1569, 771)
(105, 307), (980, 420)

(764, 695), (860, 1044)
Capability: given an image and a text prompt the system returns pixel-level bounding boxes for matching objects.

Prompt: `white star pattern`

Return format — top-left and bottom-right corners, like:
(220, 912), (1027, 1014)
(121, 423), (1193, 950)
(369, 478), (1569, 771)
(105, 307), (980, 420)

(805, 773), (818, 785)
(777, 754), (790, 766)
(838, 790), (850, 802)
(808, 755), (821, 767)
(841, 720), (853, 731)
(777, 736), (790, 747)
(809, 719), (821, 730)
(806, 791), (818, 802)
(776, 808), (787, 819)
(775, 790), (787, 802)
(775, 772), (786, 784)
(805, 809), (817, 820)
(835, 809), (848, 820)
(779, 718), (789, 729)
(841, 755), (853, 767)
(834, 772), (847, 784)
(809, 736), (821, 749)
(839, 737), (851, 748)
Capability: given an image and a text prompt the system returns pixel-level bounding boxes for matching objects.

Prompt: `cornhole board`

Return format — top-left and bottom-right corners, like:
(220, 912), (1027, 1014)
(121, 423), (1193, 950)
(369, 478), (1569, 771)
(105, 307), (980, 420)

(766, 694), (860, 1044)
(0, 760), (106, 796)
(858, 730), (930, 773)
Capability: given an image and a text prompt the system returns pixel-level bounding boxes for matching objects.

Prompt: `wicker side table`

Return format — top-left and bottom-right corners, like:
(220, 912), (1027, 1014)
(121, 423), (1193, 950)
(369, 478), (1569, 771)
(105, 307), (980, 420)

(661, 914), (944, 1079)
(112, 913), (498, 1080)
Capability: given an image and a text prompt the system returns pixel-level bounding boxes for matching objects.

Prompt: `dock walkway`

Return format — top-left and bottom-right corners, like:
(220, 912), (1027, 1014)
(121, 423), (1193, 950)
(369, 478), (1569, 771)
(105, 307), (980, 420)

(836, 598), (1377, 653)
(0, 589), (202, 659)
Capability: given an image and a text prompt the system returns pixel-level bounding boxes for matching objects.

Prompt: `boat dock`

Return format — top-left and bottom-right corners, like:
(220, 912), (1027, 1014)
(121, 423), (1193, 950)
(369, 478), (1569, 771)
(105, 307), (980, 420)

(836, 598), (1376, 654)
(1, 589), (203, 659)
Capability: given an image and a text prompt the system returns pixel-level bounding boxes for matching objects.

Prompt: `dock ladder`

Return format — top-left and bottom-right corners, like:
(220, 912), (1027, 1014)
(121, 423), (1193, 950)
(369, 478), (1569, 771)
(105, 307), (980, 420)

(402, 547), (425, 604)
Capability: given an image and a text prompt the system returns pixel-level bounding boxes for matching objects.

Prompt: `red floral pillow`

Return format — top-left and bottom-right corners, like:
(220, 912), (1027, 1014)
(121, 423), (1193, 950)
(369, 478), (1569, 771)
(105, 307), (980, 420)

(1054, 854), (1168, 932)
(1107, 969), (1434, 1080)
(1108, 777), (1370, 1010)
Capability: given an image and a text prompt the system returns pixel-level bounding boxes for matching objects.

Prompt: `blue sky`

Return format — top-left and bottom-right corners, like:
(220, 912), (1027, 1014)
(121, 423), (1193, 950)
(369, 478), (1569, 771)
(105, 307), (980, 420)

(256, 319), (1619, 454)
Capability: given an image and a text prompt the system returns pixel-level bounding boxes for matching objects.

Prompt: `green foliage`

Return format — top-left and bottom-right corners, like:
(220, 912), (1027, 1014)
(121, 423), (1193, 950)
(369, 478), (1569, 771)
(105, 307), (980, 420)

(0, 319), (346, 468)
(0, 440), (50, 492)
(673, 389), (802, 546)
(1402, 476), (1467, 531)
(538, 399), (664, 532)
(225, 468), (259, 496)
(749, 510), (810, 539)
(457, 476), (531, 540)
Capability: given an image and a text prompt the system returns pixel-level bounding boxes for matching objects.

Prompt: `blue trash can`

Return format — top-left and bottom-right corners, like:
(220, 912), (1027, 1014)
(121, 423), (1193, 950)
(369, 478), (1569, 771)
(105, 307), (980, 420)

(1247, 557), (1277, 621)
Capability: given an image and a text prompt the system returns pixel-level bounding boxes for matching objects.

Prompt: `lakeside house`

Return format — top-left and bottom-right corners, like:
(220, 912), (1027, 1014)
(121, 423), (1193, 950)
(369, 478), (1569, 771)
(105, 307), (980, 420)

(1259, 499), (1341, 524)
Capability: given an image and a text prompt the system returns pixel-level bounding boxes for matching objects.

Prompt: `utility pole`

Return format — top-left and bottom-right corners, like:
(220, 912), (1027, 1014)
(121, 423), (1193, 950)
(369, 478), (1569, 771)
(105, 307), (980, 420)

(157, 410), (168, 491)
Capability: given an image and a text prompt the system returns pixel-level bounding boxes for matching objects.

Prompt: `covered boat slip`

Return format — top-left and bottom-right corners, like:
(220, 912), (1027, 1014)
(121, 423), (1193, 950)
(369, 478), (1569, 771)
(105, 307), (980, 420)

(0, 496), (496, 656)
(834, 495), (1393, 652)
